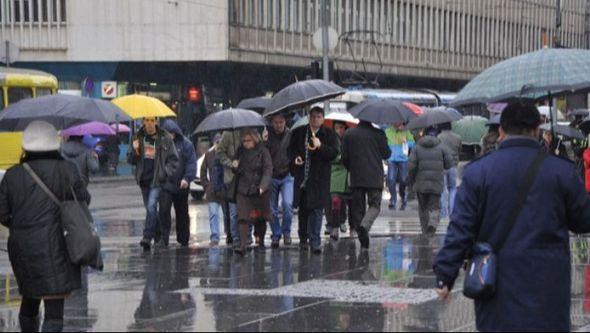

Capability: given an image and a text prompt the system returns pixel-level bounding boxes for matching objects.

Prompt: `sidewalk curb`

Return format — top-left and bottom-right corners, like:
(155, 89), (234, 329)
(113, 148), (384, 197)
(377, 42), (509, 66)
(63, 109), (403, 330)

(90, 176), (135, 184)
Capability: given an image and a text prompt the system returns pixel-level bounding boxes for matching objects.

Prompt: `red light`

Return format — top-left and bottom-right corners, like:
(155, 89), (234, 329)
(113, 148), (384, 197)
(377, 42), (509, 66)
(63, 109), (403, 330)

(188, 87), (201, 102)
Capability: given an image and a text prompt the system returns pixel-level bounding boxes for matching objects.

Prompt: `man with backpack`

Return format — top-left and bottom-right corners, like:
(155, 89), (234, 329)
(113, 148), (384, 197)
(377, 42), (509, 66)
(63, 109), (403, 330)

(201, 134), (226, 247)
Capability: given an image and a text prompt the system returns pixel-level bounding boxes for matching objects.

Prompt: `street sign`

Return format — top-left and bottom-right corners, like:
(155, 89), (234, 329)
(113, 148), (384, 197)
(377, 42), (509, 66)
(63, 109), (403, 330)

(0, 41), (19, 66)
(101, 81), (118, 99)
(313, 27), (339, 52)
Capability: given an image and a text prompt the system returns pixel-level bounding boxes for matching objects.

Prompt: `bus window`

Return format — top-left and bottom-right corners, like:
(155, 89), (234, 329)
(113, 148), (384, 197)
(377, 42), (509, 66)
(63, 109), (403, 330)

(35, 88), (52, 97)
(0, 89), (5, 110)
(8, 88), (33, 104)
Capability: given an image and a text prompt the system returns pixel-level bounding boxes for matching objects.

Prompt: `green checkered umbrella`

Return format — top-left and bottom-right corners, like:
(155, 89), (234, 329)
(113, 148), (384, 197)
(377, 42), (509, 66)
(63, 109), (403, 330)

(451, 48), (590, 107)
(452, 116), (488, 145)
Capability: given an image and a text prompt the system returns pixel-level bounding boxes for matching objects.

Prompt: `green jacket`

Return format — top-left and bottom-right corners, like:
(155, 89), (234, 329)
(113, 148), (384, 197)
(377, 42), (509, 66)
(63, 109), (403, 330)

(330, 155), (350, 194)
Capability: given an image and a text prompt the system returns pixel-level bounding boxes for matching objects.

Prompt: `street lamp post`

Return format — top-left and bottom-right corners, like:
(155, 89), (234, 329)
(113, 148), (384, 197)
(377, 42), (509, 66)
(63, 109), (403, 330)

(321, 0), (330, 81)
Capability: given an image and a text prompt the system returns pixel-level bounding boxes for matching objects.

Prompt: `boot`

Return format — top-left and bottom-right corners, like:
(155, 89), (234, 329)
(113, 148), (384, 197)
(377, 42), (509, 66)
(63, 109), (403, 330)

(41, 319), (63, 333)
(19, 315), (39, 332)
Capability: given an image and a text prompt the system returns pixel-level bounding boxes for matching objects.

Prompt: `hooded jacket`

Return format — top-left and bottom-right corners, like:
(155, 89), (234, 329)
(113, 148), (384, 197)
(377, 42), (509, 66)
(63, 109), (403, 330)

(408, 135), (453, 194)
(61, 140), (99, 185)
(161, 120), (197, 193)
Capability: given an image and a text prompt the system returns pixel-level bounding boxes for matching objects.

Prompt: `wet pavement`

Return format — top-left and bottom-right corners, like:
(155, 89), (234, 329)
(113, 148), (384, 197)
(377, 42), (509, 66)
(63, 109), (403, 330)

(0, 179), (589, 331)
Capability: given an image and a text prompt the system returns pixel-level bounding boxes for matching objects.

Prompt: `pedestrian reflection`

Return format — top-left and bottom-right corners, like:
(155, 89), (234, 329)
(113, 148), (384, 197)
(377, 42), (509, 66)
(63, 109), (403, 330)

(130, 249), (195, 331)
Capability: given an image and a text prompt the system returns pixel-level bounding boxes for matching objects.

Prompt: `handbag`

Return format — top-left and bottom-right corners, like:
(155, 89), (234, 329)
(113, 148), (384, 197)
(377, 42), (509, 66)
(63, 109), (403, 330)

(23, 163), (104, 271)
(463, 149), (546, 300)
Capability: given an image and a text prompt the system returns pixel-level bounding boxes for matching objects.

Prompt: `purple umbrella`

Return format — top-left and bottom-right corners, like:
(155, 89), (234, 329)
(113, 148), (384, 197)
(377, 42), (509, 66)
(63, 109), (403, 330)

(110, 123), (131, 133)
(61, 121), (116, 137)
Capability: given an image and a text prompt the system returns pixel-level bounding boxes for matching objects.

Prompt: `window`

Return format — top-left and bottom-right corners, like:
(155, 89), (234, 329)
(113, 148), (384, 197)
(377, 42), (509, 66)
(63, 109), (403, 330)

(35, 87), (52, 97)
(8, 87), (32, 105)
(1, 0), (66, 24)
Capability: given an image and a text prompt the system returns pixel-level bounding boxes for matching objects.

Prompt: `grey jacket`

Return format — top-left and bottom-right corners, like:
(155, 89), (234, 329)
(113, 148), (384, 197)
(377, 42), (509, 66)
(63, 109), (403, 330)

(437, 130), (462, 165)
(127, 126), (179, 187)
(61, 141), (99, 185)
(216, 130), (241, 185)
(408, 136), (453, 194)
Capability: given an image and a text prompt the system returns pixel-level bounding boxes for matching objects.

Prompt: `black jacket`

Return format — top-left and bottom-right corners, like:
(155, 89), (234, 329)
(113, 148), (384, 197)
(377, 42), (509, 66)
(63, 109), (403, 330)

(289, 125), (339, 209)
(237, 144), (273, 196)
(342, 122), (391, 189)
(0, 153), (90, 298)
(267, 128), (292, 179)
(127, 126), (179, 187)
(161, 121), (197, 193)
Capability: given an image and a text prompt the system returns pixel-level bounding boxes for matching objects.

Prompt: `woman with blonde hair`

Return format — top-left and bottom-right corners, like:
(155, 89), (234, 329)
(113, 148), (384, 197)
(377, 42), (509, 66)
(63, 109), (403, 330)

(234, 129), (273, 255)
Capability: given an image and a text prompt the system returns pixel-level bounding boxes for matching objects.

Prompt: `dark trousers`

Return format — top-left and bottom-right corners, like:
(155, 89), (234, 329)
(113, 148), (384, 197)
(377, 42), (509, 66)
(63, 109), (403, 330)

(158, 190), (190, 245)
(417, 193), (441, 234)
(350, 188), (383, 232)
(20, 297), (64, 332)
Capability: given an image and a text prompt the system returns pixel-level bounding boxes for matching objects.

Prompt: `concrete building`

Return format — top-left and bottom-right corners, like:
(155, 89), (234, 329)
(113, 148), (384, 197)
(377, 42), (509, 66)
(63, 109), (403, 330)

(0, 0), (588, 122)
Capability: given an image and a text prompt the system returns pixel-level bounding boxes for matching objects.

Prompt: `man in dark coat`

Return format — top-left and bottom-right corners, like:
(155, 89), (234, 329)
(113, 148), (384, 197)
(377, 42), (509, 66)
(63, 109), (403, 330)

(434, 104), (590, 332)
(0, 121), (91, 332)
(289, 107), (339, 254)
(159, 120), (197, 247)
(127, 117), (179, 251)
(342, 121), (391, 249)
(408, 127), (453, 236)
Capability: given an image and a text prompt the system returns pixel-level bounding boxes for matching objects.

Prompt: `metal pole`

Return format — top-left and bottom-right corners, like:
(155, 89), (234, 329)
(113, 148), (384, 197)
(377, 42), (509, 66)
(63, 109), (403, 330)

(555, 0), (562, 47)
(5, 41), (9, 68)
(321, 0), (330, 81)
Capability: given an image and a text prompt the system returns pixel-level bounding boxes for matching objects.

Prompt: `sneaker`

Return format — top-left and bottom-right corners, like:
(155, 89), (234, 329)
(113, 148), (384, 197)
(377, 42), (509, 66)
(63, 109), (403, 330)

(340, 224), (347, 233)
(284, 235), (292, 246)
(140, 238), (151, 252)
(357, 227), (370, 249)
(330, 228), (339, 241)
(271, 239), (280, 249)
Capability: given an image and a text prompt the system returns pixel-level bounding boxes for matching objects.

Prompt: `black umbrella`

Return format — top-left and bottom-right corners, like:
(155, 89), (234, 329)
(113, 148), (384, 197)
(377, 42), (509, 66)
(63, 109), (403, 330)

(348, 99), (417, 124)
(406, 109), (463, 130)
(236, 96), (271, 113)
(193, 108), (266, 135)
(264, 80), (345, 117)
(0, 94), (131, 131)
(541, 123), (584, 140)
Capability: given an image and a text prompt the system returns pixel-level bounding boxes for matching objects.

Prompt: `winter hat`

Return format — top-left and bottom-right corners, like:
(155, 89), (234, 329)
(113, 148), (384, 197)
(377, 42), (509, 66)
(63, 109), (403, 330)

(22, 120), (61, 152)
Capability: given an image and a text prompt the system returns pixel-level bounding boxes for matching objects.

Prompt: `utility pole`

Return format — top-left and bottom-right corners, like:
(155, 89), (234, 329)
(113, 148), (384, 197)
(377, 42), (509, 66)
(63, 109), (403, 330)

(321, 0), (330, 81)
(585, 0), (590, 49)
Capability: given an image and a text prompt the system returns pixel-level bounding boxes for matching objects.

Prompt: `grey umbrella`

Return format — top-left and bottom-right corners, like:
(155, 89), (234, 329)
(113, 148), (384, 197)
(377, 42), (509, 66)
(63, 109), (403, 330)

(0, 94), (131, 131)
(406, 109), (463, 130)
(540, 123), (584, 140)
(348, 99), (417, 124)
(193, 108), (266, 135)
(264, 80), (345, 117)
(236, 96), (271, 113)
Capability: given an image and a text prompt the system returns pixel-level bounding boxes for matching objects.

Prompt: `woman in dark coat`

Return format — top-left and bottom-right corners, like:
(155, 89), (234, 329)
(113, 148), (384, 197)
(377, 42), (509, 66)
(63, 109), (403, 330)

(235, 129), (273, 255)
(0, 121), (90, 332)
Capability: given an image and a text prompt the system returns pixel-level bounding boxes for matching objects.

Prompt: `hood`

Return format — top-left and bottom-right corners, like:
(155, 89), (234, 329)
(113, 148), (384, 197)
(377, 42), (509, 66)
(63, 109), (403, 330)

(61, 141), (89, 158)
(161, 120), (183, 136)
(418, 135), (442, 148)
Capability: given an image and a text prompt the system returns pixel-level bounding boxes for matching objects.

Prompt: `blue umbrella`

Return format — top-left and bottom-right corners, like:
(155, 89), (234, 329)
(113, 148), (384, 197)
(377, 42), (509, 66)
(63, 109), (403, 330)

(0, 94), (130, 131)
(451, 48), (590, 107)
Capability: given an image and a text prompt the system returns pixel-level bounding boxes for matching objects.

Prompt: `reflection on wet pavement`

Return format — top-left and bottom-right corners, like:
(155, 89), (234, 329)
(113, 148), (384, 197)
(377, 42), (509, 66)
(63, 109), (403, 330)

(0, 180), (589, 331)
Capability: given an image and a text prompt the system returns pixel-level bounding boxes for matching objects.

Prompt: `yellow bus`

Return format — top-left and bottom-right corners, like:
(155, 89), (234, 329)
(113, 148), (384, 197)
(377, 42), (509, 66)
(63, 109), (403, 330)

(0, 67), (59, 169)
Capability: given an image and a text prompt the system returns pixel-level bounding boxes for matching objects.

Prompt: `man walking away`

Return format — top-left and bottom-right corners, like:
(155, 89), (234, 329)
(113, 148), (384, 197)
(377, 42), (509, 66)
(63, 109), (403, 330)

(267, 114), (294, 248)
(127, 117), (179, 251)
(437, 122), (462, 218)
(434, 103), (590, 332)
(385, 123), (415, 210)
(159, 120), (197, 248)
(342, 120), (391, 249)
(61, 135), (99, 186)
(408, 127), (453, 236)
(289, 107), (339, 254)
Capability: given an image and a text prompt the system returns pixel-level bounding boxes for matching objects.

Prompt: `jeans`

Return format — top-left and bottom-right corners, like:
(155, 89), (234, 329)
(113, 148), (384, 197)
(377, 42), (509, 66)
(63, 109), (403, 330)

(221, 201), (231, 239)
(440, 167), (458, 218)
(208, 202), (222, 242)
(270, 176), (294, 241)
(387, 161), (409, 205)
(299, 208), (324, 249)
(350, 188), (383, 232)
(141, 186), (161, 240)
(159, 190), (190, 245)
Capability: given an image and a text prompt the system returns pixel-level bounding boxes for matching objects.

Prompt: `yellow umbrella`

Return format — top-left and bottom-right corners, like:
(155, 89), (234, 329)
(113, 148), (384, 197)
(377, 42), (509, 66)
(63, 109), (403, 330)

(112, 94), (176, 120)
